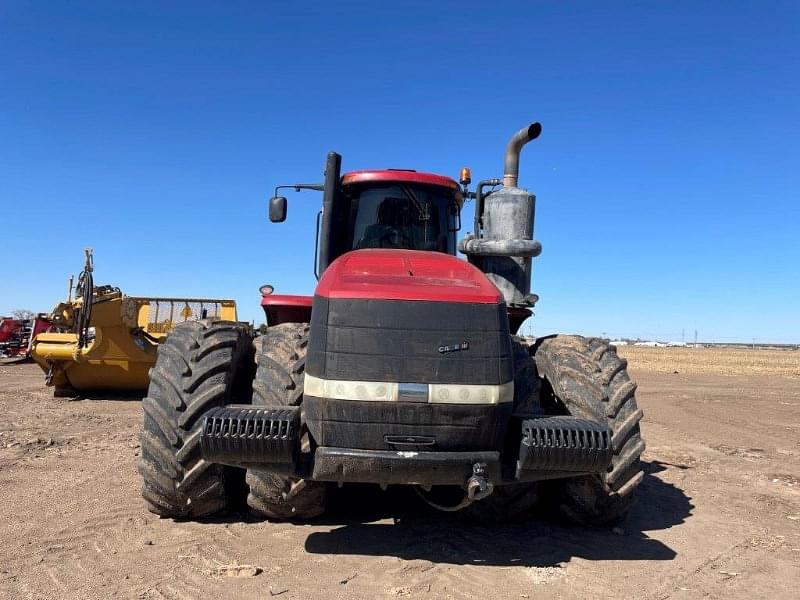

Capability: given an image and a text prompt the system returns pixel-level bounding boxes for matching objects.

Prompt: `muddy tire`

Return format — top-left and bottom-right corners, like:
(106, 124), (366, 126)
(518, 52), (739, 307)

(534, 335), (645, 525)
(464, 337), (539, 521)
(246, 323), (327, 520)
(138, 320), (254, 518)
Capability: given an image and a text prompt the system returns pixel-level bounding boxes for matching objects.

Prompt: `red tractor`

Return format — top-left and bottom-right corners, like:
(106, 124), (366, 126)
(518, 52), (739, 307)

(0, 316), (49, 362)
(138, 123), (645, 523)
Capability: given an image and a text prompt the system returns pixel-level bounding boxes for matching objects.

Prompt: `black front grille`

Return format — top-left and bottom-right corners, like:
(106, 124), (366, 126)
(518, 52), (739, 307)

(308, 296), (513, 384)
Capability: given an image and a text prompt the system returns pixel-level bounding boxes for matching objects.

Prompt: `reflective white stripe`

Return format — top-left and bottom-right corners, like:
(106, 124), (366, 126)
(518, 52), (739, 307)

(429, 381), (513, 404)
(304, 374), (513, 405)
(304, 375), (398, 402)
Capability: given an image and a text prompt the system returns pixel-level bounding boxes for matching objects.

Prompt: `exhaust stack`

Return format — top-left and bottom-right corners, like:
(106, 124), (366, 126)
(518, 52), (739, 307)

(503, 122), (542, 188)
(458, 122), (544, 318)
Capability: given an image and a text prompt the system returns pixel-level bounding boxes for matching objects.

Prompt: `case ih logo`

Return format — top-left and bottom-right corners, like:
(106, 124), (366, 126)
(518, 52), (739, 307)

(438, 341), (470, 354)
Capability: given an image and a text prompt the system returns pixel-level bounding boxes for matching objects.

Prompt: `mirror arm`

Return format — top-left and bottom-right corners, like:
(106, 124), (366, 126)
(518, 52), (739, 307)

(268, 183), (324, 224)
(273, 183), (324, 197)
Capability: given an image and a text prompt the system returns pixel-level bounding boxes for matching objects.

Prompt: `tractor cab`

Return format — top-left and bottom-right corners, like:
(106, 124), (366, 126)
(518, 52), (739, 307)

(343, 171), (462, 255)
(268, 156), (464, 278)
(262, 162), (465, 326)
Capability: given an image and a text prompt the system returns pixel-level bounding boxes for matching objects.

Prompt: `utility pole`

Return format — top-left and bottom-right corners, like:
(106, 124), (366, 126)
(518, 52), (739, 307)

(694, 329), (698, 348)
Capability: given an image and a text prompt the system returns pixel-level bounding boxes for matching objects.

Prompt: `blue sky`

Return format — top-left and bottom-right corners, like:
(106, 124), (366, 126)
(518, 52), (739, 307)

(1, 1), (798, 342)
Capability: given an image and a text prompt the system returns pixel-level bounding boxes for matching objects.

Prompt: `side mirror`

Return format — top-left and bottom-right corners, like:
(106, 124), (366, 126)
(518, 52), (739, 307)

(269, 196), (287, 222)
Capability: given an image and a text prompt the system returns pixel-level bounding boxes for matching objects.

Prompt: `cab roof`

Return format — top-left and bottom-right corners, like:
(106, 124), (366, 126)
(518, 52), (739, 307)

(341, 169), (460, 191)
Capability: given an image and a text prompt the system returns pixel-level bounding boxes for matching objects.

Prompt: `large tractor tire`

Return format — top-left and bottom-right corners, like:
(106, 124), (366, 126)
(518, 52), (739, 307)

(462, 337), (540, 521)
(138, 320), (254, 518)
(534, 335), (645, 525)
(245, 323), (327, 520)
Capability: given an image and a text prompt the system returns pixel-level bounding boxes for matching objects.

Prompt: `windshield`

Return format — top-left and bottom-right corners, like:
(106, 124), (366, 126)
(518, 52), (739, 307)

(346, 184), (459, 254)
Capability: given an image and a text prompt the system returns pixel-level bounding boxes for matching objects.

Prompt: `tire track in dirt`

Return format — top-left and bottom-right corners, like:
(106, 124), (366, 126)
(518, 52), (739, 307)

(10, 504), (144, 562)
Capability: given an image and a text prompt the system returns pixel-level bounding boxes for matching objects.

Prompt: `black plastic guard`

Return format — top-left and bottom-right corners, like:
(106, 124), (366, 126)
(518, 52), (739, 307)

(517, 416), (612, 478)
(200, 405), (301, 469)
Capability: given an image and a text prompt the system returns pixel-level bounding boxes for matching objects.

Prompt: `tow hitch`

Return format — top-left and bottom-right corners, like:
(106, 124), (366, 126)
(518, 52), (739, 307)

(466, 462), (494, 502)
(415, 461), (497, 512)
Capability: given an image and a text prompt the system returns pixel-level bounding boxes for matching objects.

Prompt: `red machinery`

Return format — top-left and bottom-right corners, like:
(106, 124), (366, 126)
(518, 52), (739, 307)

(138, 122), (646, 525)
(0, 316), (50, 362)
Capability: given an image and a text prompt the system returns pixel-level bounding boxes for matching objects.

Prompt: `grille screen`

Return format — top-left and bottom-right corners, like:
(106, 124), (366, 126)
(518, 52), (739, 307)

(145, 300), (224, 334)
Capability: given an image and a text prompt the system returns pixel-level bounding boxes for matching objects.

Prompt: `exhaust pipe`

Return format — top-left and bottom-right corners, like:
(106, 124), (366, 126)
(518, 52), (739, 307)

(503, 122), (542, 188)
(459, 121), (544, 318)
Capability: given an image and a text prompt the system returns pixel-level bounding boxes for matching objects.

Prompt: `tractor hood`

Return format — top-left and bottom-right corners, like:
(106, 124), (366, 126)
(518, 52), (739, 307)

(308, 249), (512, 390)
(314, 249), (503, 304)
(307, 249), (514, 451)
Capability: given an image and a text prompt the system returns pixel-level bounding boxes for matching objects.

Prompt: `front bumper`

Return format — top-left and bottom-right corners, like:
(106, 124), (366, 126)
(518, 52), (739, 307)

(200, 405), (613, 486)
(311, 447), (501, 486)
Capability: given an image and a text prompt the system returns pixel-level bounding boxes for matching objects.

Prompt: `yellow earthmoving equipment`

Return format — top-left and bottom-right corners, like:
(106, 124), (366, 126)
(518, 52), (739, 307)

(31, 249), (237, 395)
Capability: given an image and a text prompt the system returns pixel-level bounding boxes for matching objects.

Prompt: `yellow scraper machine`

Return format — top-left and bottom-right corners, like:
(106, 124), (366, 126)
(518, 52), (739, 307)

(31, 249), (237, 395)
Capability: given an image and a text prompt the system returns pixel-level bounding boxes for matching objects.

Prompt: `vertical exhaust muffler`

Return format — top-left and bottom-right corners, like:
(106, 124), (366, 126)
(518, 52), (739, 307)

(459, 122), (543, 308)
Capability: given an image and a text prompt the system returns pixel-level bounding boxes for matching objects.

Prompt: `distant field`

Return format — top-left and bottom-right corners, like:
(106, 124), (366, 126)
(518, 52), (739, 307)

(617, 345), (800, 377)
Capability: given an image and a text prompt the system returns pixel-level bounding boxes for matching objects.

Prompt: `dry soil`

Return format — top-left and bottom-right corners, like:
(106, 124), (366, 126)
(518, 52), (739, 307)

(1, 350), (799, 599)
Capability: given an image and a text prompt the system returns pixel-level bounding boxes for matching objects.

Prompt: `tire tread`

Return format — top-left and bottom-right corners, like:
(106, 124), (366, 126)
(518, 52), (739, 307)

(534, 335), (645, 525)
(138, 320), (253, 519)
(246, 323), (327, 520)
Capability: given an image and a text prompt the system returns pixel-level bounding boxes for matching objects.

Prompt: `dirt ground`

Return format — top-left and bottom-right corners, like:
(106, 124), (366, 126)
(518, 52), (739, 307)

(1, 351), (799, 600)
(617, 345), (800, 378)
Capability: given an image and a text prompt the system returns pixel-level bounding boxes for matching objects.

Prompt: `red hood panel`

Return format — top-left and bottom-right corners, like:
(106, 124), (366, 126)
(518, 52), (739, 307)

(314, 249), (503, 304)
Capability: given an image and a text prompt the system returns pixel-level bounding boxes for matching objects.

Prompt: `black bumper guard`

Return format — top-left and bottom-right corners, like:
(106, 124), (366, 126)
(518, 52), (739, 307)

(516, 416), (612, 479)
(199, 407), (614, 486)
(199, 405), (301, 469)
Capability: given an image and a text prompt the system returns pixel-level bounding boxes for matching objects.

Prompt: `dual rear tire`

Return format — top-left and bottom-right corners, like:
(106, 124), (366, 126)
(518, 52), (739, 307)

(138, 320), (253, 518)
(245, 323), (327, 519)
(534, 335), (645, 524)
(463, 335), (645, 524)
(138, 321), (325, 520)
